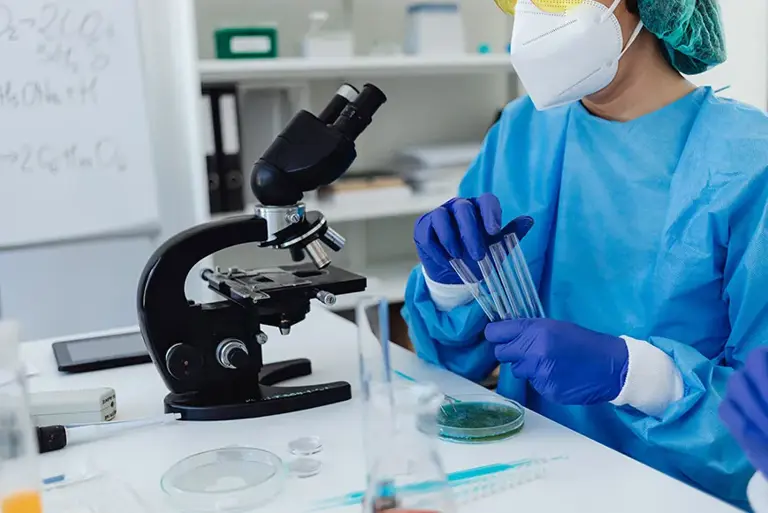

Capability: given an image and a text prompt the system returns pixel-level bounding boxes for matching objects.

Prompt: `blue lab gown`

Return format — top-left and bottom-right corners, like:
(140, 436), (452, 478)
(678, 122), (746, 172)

(402, 87), (768, 509)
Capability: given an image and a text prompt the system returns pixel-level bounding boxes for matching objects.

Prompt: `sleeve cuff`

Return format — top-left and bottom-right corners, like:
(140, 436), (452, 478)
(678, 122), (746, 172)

(749, 472), (768, 513)
(422, 266), (475, 311)
(610, 335), (684, 417)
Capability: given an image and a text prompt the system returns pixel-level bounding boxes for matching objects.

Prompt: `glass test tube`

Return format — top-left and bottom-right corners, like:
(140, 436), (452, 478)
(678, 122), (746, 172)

(449, 233), (544, 321)
(0, 321), (43, 513)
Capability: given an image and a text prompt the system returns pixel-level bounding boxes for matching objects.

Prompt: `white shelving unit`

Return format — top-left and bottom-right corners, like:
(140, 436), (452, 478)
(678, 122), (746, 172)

(195, 1), (516, 312)
(213, 186), (456, 224)
(200, 54), (513, 83)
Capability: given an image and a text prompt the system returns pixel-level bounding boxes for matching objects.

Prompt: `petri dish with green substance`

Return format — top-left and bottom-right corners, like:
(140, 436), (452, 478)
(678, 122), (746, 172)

(434, 394), (525, 444)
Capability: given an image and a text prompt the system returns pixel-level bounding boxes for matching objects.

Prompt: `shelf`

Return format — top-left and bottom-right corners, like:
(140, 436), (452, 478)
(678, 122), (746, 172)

(199, 54), (513, 83)
(328, 259), (417, 311)
(212, 185), (456, 224)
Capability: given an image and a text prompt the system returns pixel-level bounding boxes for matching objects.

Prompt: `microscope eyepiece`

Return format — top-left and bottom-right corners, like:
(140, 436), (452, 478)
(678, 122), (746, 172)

(332, 83), (387, 141)
(317, 83), (360, 125)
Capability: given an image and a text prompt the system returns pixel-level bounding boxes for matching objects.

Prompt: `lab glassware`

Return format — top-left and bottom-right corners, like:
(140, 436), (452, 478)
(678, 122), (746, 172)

(160, 447), (286, 512)
(450, 231), (545, 321)
(355, 296), (456, 513)
(0, 321), (43, 513)
(434, 393), (525, 444)
(363, 382), (457, 513)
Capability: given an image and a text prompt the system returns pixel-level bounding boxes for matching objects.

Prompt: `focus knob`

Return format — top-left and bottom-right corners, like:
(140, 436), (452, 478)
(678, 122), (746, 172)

(165, 343), (204, 381)
(216, 338), (250, 369)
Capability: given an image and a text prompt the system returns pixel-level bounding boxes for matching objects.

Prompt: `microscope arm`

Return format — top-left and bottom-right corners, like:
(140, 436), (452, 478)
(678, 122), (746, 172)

(137, 215), (267, 328)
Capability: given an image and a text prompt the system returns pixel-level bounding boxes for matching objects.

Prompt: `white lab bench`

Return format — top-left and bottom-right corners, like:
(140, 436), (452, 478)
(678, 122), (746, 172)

(21, 307), (739, 513)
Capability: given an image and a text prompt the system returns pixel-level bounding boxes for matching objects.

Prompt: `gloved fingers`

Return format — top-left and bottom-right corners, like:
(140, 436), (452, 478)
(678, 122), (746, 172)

(726, 368), (768, 438)
(450, 198), (487, 261)
(430, 206), (463, 260)
(414, 214), (449, 263)
(493, 340), (529, 363)
(484, 319), (534, 343)
(508, 355), (541, 380)
(473, 193), (502, 236)
(507, 215), (535, 241)
(719, 399), (768, 455)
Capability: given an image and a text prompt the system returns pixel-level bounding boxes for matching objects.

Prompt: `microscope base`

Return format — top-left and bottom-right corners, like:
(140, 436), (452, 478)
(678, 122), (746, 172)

(164, 358), (352, 421)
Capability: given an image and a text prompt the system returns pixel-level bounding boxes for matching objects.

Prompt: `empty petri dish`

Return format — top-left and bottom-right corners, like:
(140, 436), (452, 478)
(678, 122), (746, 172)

(287, 457), (322, 478)
(434, 394), (525, 444)
(288, 436), (322, 456)
(161, 447), (285, 512)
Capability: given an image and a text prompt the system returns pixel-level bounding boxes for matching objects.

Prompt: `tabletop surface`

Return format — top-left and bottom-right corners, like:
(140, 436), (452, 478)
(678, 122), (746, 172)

(21, 307), (739, 513)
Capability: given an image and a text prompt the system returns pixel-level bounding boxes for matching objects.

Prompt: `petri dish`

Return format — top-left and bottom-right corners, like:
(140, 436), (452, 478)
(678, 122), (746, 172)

(161, 447), (285, 512)
(288, 436), (322, 456)
(287, 457), (322, 478)
(434, 394), (525, 444)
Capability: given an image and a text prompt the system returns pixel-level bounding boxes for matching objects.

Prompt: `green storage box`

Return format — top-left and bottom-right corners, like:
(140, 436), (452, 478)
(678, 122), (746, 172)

(215, 27), (278, 59)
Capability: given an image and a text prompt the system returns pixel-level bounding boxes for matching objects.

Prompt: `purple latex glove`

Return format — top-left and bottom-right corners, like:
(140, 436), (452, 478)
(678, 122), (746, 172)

(719, 347), (768, 477)
(485, 319), (629, 405)
(414, 193), (533, 284)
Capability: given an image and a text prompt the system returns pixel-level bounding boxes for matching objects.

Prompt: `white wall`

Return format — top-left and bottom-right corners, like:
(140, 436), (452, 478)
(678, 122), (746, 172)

(689, 1), (768, 109)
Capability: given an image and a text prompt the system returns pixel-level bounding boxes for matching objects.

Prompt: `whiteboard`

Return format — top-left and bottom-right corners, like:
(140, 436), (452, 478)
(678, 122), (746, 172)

(0, 0), (158, 248)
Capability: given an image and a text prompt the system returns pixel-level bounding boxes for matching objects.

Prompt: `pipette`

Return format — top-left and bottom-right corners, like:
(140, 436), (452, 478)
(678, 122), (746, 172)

(37, 413), (180, 453)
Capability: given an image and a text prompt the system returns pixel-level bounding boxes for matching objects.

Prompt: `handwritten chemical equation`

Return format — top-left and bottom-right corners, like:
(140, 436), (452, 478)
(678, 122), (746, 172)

(0, 139), (127, 174)
(0, 77), (98, 108)
(0, 3), (116, 74)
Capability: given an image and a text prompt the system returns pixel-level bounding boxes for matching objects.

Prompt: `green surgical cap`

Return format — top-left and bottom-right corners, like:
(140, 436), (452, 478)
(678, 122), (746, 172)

(637, 0), (727, 75)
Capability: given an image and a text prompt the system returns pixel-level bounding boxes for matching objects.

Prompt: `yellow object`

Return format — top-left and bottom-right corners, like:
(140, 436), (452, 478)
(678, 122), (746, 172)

(531, 0), (584, 12)
(494, 0), (585, 14)
(493, 0), (518, 14)
(2, 491), (42, 513)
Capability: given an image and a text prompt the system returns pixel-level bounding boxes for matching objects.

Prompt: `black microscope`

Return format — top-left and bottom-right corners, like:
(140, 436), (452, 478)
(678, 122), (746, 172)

(137, 83), (387, 421)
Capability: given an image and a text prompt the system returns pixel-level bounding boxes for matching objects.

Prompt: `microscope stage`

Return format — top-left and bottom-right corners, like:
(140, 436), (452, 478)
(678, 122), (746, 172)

(203, 264), (367, 307)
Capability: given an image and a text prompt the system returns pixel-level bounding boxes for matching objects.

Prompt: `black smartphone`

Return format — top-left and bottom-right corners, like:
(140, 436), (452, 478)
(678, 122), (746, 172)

(52, 329), (152, 373)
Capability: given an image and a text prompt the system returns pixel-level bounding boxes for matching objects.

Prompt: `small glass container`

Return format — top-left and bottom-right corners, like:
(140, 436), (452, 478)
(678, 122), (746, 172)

(0, 321), (43, 513)
(161, 447), (285, 512)
(434, 394), (525, 444)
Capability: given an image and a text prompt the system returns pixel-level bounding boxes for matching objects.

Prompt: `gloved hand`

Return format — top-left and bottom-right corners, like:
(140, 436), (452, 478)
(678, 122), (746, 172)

(719, 347), (768, 477)
(414, 193), (533, 284)
(485, 318), (629, 405)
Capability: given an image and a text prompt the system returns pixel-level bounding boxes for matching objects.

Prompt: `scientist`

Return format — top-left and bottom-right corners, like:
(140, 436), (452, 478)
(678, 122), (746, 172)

(402, 0), (768, 508)
(721, 347), (768, 512)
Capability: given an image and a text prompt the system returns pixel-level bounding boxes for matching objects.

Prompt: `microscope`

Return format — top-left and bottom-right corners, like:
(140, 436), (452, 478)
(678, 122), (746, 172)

(137, 83), (387, 421)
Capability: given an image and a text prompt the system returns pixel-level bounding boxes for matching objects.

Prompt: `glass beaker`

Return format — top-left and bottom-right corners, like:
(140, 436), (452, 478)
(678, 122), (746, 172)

(0, 321), (43, 513)
(355, 297), (456, 513)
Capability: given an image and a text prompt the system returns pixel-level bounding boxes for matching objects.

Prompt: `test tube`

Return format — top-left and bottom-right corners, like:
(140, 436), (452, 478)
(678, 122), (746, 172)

(448, 234), (545, 321)
(0, 321), (43, 513)
(502, 233), (545, 318)
(449, 260), (499, 322)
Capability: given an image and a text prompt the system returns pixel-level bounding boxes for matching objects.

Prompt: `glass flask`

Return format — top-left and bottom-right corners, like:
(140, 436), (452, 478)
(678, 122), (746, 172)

(0, 321), (43, 513)
(355, 297), (456, 513)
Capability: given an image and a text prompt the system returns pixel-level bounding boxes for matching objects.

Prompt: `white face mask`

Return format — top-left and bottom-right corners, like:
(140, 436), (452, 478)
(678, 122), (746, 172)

(509, 0), (644, 110)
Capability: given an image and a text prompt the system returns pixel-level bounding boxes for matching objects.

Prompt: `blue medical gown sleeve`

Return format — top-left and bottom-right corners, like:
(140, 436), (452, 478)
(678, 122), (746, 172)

(400, 120), (507, 383)
(616, 174), (768, 504)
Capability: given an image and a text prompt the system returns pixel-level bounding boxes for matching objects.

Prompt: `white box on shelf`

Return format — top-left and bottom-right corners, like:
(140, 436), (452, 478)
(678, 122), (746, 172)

(404, 3), (466, 56)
